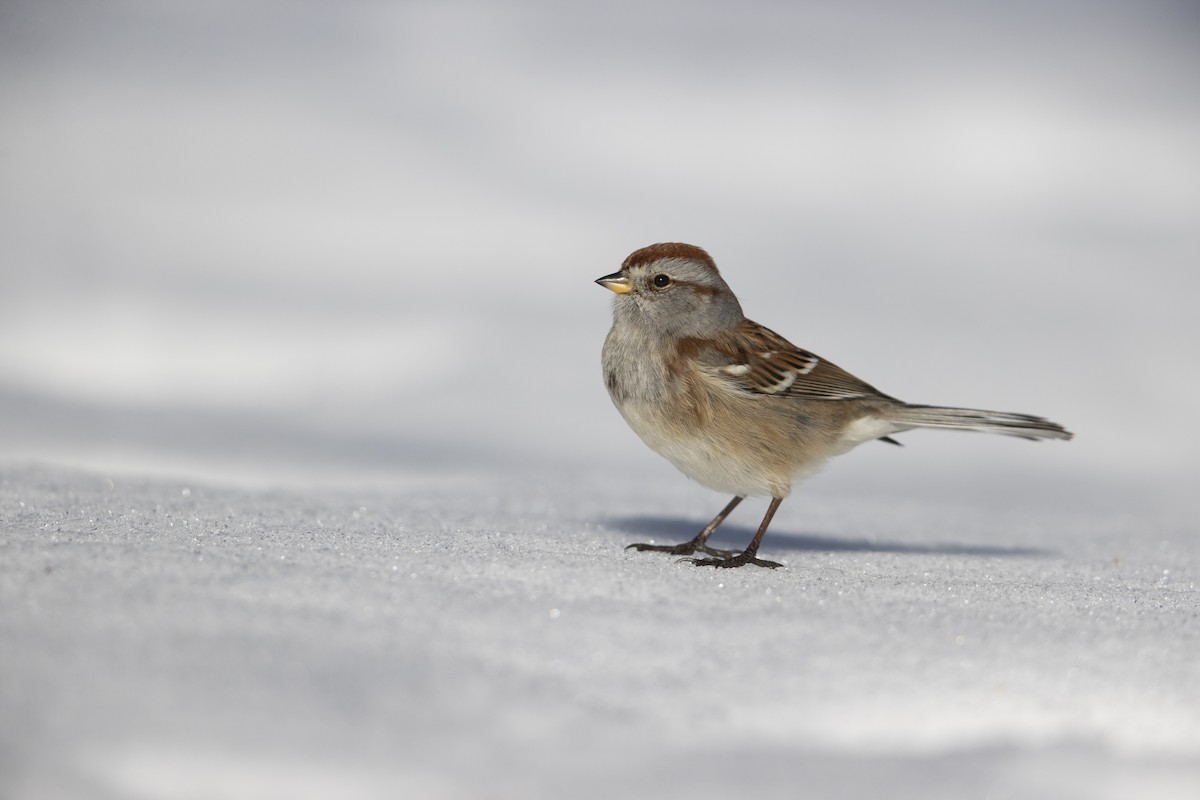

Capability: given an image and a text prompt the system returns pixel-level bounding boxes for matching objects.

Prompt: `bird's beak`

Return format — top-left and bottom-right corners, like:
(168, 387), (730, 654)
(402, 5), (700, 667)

(595, 271), (633, 294)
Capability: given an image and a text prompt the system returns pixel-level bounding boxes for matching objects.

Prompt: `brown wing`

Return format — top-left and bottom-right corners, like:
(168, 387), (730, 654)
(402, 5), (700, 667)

(687, 320), (892, 401)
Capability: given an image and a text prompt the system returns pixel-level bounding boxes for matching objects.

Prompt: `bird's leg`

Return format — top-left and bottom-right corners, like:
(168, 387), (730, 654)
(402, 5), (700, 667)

(686, 497), (784, 569)
(625, 496), (744, 557)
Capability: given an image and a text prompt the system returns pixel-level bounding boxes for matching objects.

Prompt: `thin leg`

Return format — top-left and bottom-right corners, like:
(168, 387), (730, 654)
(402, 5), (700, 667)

(687, 497), (784, 569)
(625, 496), (744, 557)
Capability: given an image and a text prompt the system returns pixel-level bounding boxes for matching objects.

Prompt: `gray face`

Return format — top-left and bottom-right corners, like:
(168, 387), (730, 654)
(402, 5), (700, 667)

(612, 256), (745, 340)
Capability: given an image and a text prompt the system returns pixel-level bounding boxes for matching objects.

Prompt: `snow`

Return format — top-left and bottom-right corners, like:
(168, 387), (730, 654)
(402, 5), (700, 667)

(3, 1), (1200, 797)
(3, 461), (1199, 799)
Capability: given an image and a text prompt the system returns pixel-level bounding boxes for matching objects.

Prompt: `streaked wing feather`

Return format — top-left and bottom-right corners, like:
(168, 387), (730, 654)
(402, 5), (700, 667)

(692, 320), (888, 401)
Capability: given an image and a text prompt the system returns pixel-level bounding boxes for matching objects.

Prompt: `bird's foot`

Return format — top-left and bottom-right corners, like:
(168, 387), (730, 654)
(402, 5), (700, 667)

(625, 541), (736, 558)
(682, 552), (782, 569)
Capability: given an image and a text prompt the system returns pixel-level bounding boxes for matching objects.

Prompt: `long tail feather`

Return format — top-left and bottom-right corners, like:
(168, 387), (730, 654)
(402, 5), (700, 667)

(888, 405), (1073, 441)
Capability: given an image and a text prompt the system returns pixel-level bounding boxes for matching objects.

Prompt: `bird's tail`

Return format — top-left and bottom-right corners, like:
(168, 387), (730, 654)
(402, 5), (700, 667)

(887, 404), (1073, 441)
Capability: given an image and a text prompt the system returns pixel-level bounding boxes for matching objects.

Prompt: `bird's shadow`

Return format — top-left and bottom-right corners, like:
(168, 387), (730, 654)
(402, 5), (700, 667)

(602, 515), (1054, 558)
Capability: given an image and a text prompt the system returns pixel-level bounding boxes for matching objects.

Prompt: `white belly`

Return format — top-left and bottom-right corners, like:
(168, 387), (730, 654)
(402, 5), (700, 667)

(615, 399), (784, 498)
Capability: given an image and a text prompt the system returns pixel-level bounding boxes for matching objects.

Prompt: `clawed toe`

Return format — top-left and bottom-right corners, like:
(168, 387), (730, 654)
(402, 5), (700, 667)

(625, 540), (742, 558)
(625, 541), (698, 556)
(682, 553), (782, 569)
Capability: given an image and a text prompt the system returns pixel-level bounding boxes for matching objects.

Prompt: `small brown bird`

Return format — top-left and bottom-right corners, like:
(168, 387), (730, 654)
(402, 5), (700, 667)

(597, 243), (1072, 569)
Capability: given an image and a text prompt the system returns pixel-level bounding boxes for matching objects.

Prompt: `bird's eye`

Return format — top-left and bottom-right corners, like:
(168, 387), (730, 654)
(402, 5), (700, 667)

(652, 274), (671, 288)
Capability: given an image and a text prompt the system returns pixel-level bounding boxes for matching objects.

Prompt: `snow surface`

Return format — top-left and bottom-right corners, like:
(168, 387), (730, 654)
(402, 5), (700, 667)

(3, 1), (1200, 797)
(3, 461), (1199, 799)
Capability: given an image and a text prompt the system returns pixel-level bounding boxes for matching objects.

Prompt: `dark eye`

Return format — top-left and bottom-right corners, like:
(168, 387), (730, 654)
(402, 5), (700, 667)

(652, 274), (671, 288)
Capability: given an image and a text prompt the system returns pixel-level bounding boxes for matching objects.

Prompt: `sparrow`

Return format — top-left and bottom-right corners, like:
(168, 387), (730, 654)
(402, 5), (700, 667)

(597, 242), (1072, 568)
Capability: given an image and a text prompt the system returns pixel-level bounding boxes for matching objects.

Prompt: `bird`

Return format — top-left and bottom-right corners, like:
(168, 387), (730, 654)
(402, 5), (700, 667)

(596, 242), (1072, 569)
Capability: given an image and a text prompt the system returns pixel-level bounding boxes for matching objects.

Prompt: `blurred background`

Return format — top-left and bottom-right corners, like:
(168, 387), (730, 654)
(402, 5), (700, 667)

(1, 0), (1197, 513)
